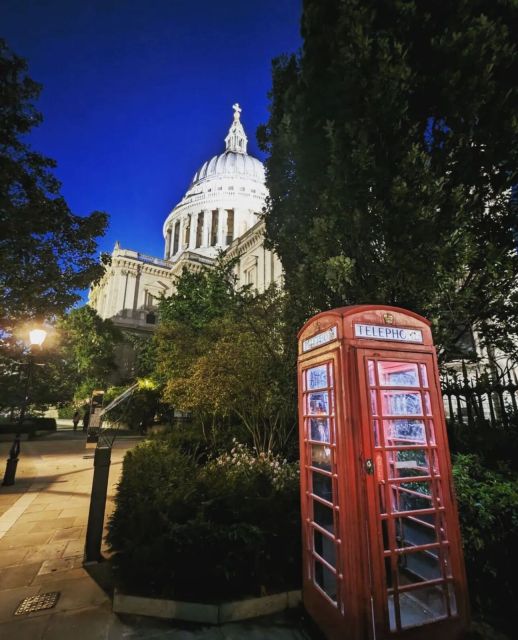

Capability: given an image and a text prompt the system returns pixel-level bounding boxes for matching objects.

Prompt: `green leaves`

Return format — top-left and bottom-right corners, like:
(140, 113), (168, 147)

(261, 1), (518, 363)
(0, 40), (108, 333)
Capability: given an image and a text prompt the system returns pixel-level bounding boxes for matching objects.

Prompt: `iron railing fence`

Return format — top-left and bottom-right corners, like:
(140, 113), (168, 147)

(441, 362), (518, 428)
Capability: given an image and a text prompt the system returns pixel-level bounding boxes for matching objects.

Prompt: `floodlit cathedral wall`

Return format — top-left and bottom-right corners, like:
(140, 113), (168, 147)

(89, 104), (282, 340)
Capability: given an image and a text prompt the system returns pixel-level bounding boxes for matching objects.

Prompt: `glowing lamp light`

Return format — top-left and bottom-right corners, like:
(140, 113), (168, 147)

(29, 328), (47, 347)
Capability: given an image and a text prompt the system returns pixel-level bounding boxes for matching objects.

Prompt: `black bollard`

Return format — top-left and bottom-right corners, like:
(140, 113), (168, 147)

(84, 446), (112, 563)
(2, 435), (21, 486)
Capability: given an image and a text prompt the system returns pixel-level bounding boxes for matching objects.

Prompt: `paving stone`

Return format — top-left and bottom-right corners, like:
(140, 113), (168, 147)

(16, 510), (63, 523)
(1, 531), (54, 549)
(23, 503), (47, 514)
(0, 609), (50, 640)
(0, 563), (42, 590)
(50, 576), (109, 612)
(37, 557), (84, 576)
(6, 521), (39, 534)
(51, 526), (83, 542)
(43, 604), (130, 640)
(32, 567), (86, 586)
(29, 517), (77, 533)
(61, 538), (83, 556)
(24, 541), (68, 563)
(0, 548), (29, 568)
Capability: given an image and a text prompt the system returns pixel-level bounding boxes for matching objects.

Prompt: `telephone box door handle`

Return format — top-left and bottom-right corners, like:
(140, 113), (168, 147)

(364, 458), (374, 475)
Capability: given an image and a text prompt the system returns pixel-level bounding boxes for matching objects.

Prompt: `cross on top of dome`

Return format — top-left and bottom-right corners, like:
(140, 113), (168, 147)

(225, 103), (248, 154)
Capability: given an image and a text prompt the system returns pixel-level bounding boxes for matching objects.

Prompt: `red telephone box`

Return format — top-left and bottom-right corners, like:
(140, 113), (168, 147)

(297, 306), (469, 640)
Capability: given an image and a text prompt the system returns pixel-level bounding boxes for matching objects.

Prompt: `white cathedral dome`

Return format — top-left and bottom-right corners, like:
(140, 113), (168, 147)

(191, 151), (265, 185)
(163, 104), (268, 261)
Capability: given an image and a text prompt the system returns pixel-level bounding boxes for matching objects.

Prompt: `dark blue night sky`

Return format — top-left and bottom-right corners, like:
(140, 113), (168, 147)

(1, 0), (301, 261)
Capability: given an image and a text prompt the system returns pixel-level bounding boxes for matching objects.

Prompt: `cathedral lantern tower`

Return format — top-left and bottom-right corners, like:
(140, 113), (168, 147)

(162, 104), (267, 262)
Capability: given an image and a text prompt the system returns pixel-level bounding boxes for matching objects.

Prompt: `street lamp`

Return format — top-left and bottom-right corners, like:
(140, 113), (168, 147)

(2, 327), (47, 486)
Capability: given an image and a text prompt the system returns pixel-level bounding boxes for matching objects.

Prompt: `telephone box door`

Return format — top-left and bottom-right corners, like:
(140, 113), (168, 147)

(356, 349), (466, 638)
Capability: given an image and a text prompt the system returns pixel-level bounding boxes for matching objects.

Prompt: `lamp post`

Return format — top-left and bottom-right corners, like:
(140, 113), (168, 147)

(2, 327), (47, 486)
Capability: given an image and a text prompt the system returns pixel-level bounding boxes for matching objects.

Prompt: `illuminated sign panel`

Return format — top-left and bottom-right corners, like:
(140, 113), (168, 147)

(302, 326), (338, 352)
(354, 323), (423, 344)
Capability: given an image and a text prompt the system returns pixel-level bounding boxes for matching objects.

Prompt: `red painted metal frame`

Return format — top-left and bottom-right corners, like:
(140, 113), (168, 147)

(297, 306), (469, 640)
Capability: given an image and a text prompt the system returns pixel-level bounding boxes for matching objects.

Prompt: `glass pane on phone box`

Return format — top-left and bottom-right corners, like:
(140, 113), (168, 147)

(307, 365), (328, 390)
(314, 560), (337, 602)
(313, 500), (334, 534)
(398, 549), (442, 586)
(314, 528), (337, 567)
(308, 392), (329, 415)
(311, 445), (332, 471)
(399, 585), (448, 628)
(312, 471), (333, 503)
(395, 515), (438, 548)
(382, 392), (422, 416)
(378, 362), (419, 387)
(388, 448), (430, 478)
(310, 418), (331, 443)
(385, 420), (426, 444)
(393, 481), (433, 512)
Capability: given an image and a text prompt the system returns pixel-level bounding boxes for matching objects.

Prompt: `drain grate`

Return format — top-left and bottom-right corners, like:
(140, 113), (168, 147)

(14, 592), (60, 615)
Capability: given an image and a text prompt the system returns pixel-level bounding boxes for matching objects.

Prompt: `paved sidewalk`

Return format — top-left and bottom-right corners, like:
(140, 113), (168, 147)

(0, 430), (313, 639)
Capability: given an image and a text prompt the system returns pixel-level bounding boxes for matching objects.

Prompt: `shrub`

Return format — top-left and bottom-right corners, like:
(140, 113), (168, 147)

(107, 439), (301, 600)
(453, 454), (518, 631)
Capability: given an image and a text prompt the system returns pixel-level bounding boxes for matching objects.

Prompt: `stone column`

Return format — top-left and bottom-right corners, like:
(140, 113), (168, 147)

(189, 212), (198, 249)
(202, 210), (211, 247)
(179, 217), (185, 251)
(165, 228), (172, 259)
(217, 208), (228, 246)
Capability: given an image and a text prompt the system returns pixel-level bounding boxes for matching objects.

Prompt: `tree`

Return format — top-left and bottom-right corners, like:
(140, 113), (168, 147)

(258, 1), (518, 362)
(56, 306), (122, 401)
(156, 261), (296, 453)
(0, 306), (121, 414)
(0, 39), (108, 335)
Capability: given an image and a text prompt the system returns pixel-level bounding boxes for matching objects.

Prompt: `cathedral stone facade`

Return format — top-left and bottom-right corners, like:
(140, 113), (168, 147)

(89, 105), (282, 338)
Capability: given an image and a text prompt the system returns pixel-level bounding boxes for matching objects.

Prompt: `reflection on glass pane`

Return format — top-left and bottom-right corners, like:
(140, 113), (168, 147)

(448, 583), (457, 616)
(373, 419), (380, 446)
(314, 560), (337, 602)
(307, 365), (328, 390)
(314, 528), (336, 567)
(420, 364), (429, 387)
(313, 500), (334, 534)
(378, 362), (419, 387)
(310, 418), (331, 443)
(424, 392), (432, 416)
(398, 549), (441, 586)
(388, 449), (430, 478)
(313, 471), (333, 503)
(309, 392), (329, 415)
(396, 514), (438, 549)
(388, 595), (397, 631)
(385, 420), (426, 444)
(399, 585), (447, 628)
(368, 360), (375, 385)
(393, 481), (432, 512)
(382, 392), (422, 416)
(428, 420), (437, 445)
(311, 445), (332, 471)
(370, 391), (378, 416)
